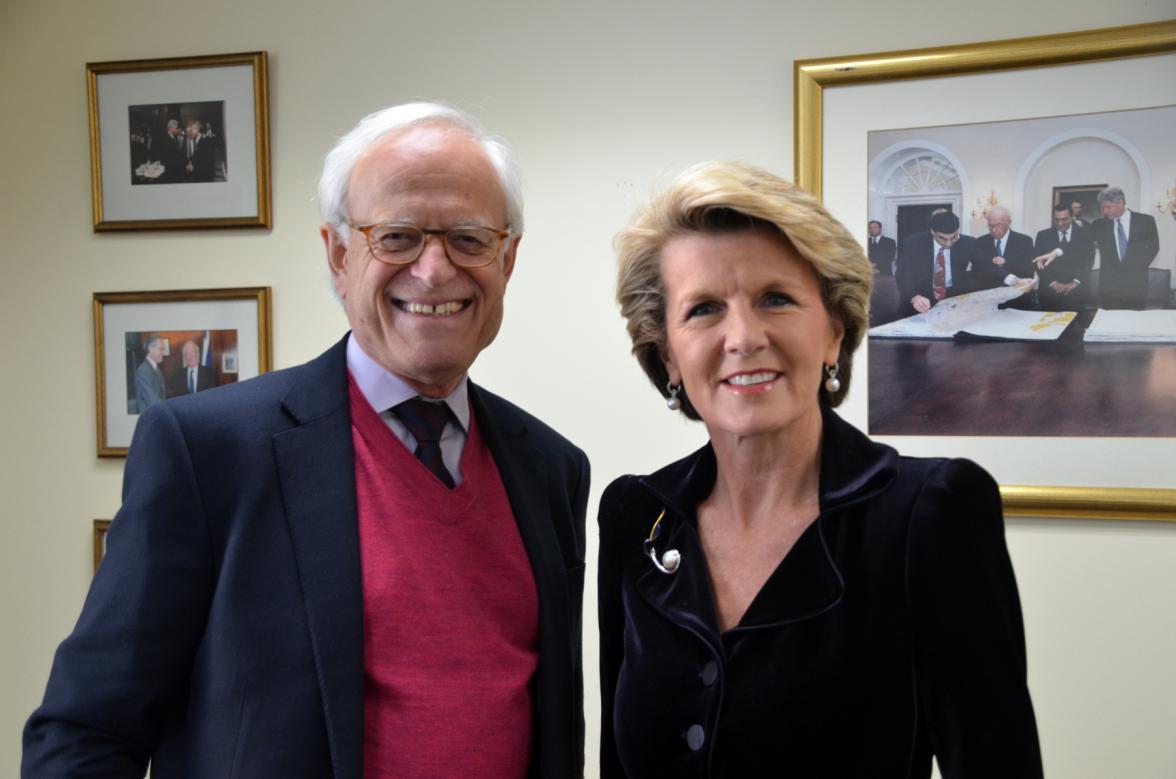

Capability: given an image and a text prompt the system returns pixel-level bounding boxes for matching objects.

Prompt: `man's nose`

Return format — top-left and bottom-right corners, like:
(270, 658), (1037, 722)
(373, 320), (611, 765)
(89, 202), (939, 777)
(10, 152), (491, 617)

(410, 234), (459, 287)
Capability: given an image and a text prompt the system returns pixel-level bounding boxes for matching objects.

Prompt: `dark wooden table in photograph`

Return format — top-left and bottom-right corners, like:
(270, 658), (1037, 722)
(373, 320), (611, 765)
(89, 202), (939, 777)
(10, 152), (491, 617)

(868, 311), (1176, 437)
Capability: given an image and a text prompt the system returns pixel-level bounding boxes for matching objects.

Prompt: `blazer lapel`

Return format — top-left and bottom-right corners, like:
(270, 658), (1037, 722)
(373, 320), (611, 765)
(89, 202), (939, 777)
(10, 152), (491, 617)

(468, 383), (573, 776)
(274, 338), (364, 779)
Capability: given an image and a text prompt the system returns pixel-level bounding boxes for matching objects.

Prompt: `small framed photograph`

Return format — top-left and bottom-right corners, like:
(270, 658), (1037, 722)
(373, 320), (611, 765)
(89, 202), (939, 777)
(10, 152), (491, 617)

(93, 287), (273, 456)
(86, 52), (271, 231)
(93, 519), (111, 574)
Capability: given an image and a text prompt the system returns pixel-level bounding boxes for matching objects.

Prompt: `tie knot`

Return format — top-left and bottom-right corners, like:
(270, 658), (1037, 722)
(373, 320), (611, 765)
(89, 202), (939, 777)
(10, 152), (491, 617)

(393, 398), (451, 444)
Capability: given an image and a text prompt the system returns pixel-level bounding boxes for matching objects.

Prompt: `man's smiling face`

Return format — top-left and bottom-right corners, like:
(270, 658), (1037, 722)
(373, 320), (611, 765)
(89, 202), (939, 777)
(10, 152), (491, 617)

(324, 123), (518, 398)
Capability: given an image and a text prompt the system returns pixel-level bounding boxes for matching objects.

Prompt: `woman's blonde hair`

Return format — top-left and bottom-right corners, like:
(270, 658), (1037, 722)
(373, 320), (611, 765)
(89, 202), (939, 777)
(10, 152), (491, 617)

(615, 161), (872, 417)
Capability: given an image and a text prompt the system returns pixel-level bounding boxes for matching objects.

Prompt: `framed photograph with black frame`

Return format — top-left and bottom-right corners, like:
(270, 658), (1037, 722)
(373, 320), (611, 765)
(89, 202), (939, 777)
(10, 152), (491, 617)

(93, 287), (272, 457)
(86, 51), (271, 231)
(795, 21), (1176, 521)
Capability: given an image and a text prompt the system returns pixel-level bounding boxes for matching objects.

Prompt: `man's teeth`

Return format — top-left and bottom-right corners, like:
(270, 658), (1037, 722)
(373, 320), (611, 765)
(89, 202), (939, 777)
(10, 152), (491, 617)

(400, 301), (464, 316)
(727, 372), (777, 386)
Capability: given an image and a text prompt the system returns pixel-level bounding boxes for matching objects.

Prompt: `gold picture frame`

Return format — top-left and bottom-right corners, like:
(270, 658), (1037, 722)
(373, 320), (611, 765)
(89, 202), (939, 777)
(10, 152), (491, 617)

(86, 51), (271, 231)
(794, 21), (1176, 522)
(93, 287), (273, 457)
(93, 519), (111, 574)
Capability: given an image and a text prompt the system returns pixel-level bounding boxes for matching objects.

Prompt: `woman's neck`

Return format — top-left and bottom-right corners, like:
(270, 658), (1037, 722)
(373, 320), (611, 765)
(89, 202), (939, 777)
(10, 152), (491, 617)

(705, 407), (823, 530)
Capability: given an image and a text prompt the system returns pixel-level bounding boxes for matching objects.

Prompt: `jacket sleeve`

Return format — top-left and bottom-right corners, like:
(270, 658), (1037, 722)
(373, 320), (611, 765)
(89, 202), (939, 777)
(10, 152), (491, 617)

(23, 403), (215, 777)
(906, 459), (1043, 779)
(569, 447), (590, 776)
(597, 477), (632, 778)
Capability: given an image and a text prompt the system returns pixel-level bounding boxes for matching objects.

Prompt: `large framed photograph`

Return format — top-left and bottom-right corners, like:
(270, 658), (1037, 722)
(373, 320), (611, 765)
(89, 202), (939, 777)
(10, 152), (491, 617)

(795, 21), (1176, 521)
(93, 287), (273, 457)
(86, 52), (271, 231)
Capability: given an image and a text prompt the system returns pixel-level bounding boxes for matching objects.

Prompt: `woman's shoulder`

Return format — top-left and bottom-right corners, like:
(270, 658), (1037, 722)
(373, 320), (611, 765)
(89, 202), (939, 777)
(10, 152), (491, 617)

(894, 455), (999, 499)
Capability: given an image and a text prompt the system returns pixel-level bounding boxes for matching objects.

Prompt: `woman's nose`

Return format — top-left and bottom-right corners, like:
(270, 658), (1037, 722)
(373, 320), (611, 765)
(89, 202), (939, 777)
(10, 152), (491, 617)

(724, 304), (768, 356)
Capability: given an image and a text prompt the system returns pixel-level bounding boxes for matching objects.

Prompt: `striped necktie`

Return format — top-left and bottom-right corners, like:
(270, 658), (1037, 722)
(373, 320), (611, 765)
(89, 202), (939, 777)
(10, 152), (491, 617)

(392, 398), (455, 489)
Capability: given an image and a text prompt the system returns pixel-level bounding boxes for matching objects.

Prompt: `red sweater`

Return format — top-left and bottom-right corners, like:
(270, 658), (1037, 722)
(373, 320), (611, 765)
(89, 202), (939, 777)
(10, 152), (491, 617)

(349, 378), (539, 778)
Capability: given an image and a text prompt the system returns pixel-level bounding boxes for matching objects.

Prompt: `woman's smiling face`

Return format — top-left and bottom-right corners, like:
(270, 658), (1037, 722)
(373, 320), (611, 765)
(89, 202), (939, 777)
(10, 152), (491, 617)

(660, 227), (843, 442)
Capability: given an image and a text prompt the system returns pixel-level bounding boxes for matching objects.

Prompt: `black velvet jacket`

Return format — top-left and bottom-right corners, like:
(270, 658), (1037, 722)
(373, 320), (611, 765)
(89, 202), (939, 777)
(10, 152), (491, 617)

(598, 408), (1042, 778)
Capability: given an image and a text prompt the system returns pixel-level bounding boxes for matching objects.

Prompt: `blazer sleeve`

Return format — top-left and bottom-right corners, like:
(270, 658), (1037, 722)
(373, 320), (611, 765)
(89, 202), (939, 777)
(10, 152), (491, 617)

(597, 476), (634, 779)
(23, 403), (215, 777)
(906, 459), (1043, 779)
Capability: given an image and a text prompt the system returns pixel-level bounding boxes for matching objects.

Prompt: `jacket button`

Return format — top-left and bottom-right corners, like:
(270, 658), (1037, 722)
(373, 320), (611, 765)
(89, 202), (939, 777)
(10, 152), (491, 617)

(686, 724), (705, 751)
(699, 661), (718, 687)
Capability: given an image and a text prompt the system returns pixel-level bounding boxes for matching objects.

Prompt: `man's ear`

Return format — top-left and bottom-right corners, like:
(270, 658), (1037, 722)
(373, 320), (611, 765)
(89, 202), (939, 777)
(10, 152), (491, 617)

(501, 234), (521, 282)
(322, 223), (349, 298)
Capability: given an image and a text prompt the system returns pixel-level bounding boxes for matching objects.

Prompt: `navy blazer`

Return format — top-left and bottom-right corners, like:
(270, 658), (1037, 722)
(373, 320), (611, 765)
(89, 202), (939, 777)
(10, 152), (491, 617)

(895, 231), (978, 318)
(24, 336), (589, 778)
(973, 230), (1035, 287)
(598, 407), (1041, 778)
(1090, 211), (1160, 309)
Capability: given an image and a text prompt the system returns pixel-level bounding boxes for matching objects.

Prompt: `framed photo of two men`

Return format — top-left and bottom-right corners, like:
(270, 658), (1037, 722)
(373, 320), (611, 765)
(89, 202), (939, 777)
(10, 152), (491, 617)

(796, 21), (1176, 521)
(85, 51), (271, 231)
(93, 287), (272, 457)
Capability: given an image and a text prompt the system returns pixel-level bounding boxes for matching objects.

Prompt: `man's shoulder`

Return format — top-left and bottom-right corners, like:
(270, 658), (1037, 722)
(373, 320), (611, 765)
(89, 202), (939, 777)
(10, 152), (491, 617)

(1130, 210), (1158, 227)
(163, 338), (347, 428)
(471, 383), (584, 460)
(899, 231), (930, 254)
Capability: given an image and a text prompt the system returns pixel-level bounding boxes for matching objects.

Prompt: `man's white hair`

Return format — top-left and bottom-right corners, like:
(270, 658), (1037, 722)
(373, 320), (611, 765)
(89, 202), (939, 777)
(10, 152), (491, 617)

(987, 205), (1011, 223)
(317, 102), (524, 246)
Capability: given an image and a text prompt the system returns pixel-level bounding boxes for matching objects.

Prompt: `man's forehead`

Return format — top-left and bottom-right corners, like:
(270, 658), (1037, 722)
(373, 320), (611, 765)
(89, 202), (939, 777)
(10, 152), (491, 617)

(348, 125), (505, 213)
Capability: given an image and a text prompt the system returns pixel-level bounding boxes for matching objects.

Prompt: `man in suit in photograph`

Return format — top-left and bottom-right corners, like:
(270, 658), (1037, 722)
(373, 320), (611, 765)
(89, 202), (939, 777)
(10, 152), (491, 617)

(158, 118), (186, 183)
(867, 219), (897, 276)
(1070, 200), (1091, 228)
(972, 205), (1037, 295)
(895, 210), (979, 317)
(133, 334), (167, 413)
(167, 340), (215, 396)
(24, 102), (590, 778)
(182, 121), (217, 182)
(1090, 186), (1160, 309)
(1033, 202), (1096, 310)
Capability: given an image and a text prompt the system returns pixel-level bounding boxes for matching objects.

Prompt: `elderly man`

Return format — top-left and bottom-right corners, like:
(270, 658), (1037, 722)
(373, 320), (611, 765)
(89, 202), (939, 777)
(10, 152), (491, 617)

(24, 103), (589, 778)
(133, 334), (167, 412)
(167, 339), (214, 395)
(895, 210), (979, 317)
(973, 206), (1036, 295)
(1033, 202), (1096, 310)
(1090, 186), (1160, 309)
(158, 118), (186, 182)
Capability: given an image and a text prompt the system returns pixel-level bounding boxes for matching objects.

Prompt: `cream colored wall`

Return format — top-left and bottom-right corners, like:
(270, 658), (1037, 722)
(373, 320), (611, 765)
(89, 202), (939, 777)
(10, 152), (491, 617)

(2, 2), (1173, 776)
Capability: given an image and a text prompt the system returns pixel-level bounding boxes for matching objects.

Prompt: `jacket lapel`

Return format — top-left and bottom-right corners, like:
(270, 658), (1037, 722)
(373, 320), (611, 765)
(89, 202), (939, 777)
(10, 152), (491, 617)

(633, 408), (898, 638)
(274, 337), (364, 779)
(469, 383), (572, 777)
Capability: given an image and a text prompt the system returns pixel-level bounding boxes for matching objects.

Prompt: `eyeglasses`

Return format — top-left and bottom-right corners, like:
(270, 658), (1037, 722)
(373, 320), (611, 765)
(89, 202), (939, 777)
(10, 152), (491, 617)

(348, 222), (513, 268)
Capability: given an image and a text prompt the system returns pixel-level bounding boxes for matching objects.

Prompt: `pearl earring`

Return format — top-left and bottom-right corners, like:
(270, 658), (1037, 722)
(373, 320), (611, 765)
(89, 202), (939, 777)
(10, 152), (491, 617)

(824, 363), (841, 394)
(666, 382), (682, 411)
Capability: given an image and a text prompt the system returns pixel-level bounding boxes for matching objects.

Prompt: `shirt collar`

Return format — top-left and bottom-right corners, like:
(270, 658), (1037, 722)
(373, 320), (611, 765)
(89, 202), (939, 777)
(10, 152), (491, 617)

(345, 334), (470, 432)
